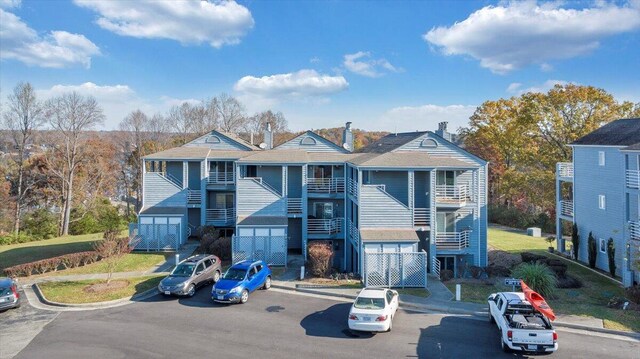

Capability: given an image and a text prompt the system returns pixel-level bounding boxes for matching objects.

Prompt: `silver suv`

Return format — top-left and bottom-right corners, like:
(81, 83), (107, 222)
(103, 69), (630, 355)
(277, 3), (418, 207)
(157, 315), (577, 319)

(158, 255), (222, 297)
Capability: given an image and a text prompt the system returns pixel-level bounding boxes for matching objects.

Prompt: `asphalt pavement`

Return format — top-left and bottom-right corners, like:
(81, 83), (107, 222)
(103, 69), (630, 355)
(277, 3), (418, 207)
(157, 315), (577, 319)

(6, 284), (638, 359)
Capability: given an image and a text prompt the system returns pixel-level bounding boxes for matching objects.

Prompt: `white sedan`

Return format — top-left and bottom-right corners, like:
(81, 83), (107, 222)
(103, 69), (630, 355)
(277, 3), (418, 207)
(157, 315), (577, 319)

(348, 287), (399, 332)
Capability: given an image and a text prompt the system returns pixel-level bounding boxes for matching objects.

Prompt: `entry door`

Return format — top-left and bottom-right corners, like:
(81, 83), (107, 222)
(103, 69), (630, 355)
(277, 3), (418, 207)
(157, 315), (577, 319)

(436, 212), (455, 233)
(436, 171), (455, 186)
(437, 257), (455, 271)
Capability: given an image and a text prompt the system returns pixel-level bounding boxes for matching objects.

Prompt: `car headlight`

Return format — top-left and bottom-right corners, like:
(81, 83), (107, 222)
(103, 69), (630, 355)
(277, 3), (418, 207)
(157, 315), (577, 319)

(229, 286), (242, 294)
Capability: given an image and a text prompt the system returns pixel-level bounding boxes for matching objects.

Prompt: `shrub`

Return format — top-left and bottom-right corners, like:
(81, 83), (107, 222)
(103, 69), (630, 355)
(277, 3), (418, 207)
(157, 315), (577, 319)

(0, 232), (34, 245)
(557, 275), (583, 289)
(440, 269), (454, 281)
(520, 252), (546, 264)
(22, 209), (58, 240)
(470, 266), (484, 279)
(196, 225), (218, 240)
(3, 251), (100, 277)
(70, 199), (125, 235)
(485, 265), (511, 277)
(488, 250), (522, 269)
(210, 237), (232, 261)
(488, 204), (554, 233)
(511, 262), (557, 298)
(197, 230), (222, 254)
(307, 241), (333, 277)
(607, 238), (616, 277)
(587, 232), (597, 269)
(571, 223), (580, 260)
(625, 285), (640, 305)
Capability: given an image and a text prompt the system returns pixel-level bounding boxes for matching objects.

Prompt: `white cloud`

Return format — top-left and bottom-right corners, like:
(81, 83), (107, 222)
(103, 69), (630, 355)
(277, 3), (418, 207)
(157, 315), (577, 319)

(424, 1), (640, 74)
(343, 51), (401, 77)
(0, 0), (20, 9)
(234, 69), (348, 99)
(506, 83), (522, 93)
(74, 0), (254, 48)
(507, 79), (571, 94)
(0, 8), (100, 68)
(374, 104), (477, 132)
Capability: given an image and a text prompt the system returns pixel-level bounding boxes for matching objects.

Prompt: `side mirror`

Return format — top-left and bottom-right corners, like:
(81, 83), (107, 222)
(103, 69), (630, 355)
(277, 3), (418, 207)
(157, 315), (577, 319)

(488, 294), (496, 301)
(196, 271), (203, 276)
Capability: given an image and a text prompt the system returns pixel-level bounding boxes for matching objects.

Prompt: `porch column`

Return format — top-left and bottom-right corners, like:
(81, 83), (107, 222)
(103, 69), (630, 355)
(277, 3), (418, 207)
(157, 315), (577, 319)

(183, 161), (188, 189)
(302, 164), (308, 260)
(282, 166), (288, 197)
(200, 160), (207, 226)
(555, 163), (565, 253)
(429, 170), (437, 275)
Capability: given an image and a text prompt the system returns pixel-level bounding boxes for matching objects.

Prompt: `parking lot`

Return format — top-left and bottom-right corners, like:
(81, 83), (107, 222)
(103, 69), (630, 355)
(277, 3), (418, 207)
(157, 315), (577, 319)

(3, 284), (638, 359)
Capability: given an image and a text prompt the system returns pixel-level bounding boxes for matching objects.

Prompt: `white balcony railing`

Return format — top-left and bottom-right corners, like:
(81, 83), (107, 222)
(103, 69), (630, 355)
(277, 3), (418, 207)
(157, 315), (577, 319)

(435, 184), (469, 204)
(413, 208), (430, 227)
(307, 177), (345, 194)
(347, 178), (359, 199)
(206, 208), (236, 225)
(626, 170), (640, 189)
(208, 171), (235, 184)
(630, 221), (640, 241)
(348, 220), (360, 247)
(557, 162), (574, 178)
(308, 218), (344, 235)
(287, 198), (302, 215)
(432, 256), (441, 278)
(435, 230), (470, 250)
(187, 190), (201, 204)
(560, 200), (574, 217)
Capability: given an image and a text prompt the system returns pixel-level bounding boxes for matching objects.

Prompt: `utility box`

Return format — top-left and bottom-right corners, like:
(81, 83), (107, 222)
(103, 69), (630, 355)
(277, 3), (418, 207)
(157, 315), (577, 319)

(526, 227), (541, 237)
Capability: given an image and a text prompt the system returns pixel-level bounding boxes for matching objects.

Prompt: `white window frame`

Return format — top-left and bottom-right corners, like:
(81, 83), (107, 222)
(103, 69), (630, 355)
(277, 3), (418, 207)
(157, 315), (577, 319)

(598, 151), (605, 166)
(598, 195), (606, 210)
(599, 238), (606, 254)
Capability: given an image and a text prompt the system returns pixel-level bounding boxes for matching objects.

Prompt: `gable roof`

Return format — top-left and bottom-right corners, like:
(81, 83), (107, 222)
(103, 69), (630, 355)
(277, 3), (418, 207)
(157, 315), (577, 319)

(348, 151), (476, 168)
(184, 130), (259, 151)
(273, 130), (349, 153)
(622, 142), (640, 151)
(358, 131), (428, 153)
(571, 118), (640, 146)
(218, 131), (260, 150)
(144, 147), (210, 160)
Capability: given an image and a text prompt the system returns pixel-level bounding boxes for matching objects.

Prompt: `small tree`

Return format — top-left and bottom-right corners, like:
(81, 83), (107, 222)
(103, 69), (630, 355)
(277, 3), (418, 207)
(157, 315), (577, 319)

(307, 241), (333, 277)
(571, 223), (580, 260)
(587, 232), (597, 269)
(93, 232), (134, 284)
(607, 238), (616, 278)
(545, 236), (555, 252)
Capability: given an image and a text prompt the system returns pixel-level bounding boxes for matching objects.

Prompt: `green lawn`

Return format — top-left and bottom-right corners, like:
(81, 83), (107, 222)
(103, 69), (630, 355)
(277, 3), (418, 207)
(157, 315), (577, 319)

(487, 226), (637, 332)
(39, 275), (163, 304)
(0, 232), (111, 271)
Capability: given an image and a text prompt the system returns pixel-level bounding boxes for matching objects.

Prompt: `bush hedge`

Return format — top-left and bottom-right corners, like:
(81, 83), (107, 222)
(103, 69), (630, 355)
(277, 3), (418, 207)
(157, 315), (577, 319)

(3, 251), (101, 277)
(489, 204), (554, 233)
(307, 241), (333, 277)
(0, 232), (35, 245)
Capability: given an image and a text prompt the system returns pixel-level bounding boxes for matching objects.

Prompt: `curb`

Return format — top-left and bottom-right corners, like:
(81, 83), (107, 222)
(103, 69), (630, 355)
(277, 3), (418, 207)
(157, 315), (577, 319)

(31, 283), (159, 309)
(273, 283), (640, 338)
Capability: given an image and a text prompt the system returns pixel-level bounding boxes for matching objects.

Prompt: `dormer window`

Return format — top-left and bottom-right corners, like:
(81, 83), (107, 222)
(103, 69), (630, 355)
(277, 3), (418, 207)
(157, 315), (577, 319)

(206, 135), (221, 144)
(300, 136), (317, 146)
(420, 139), (438, 148)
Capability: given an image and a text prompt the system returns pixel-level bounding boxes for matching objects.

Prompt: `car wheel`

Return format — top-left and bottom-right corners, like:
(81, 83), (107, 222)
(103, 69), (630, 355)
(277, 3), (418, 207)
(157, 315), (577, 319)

(489, 312), (495, 323)
(387, 317), (393, 332)
(500, 333), (510, 353)
(187, 284), (196, 297)
(213, 270), (221, 283)
(240, 289), (249, 304)
(263, 276), (271, 290)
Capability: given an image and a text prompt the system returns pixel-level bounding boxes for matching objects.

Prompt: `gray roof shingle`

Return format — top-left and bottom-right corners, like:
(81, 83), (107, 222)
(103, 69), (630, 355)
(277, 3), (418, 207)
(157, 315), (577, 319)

(358, 131), (428, 153)
(571, 118), (640, 146)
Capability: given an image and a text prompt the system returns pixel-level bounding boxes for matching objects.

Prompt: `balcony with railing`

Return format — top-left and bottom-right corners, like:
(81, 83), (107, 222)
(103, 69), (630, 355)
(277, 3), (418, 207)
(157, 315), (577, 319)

(208, 171), (235, 185)
(435, 184), (470, 206)
(186, 190), (202, 206)
(435, 230), (470, 250)
(413, 208), (430, 227)
(308, 218), (344, 237)
(630, 221), (640, 241)
(307, 177), (345, 195)
(347, 178), (359, 199)
(557, 162), (574, 180)
(348, 220), (360, 248)
(626, 170), (640, 189)
(559, 200), (574, 218)
(205, 208), (236, 226)
(287, 198), (302, 216)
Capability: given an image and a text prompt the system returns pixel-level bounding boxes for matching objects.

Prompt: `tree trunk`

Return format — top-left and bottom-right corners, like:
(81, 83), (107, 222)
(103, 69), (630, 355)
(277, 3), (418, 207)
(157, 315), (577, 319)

(13, 156), (24, 235)
(62, 173), (74, 236)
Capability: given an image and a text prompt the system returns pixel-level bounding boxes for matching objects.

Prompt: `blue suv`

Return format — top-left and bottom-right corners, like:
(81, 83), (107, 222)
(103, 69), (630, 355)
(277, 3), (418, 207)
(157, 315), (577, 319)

(212, 260), (272, 304)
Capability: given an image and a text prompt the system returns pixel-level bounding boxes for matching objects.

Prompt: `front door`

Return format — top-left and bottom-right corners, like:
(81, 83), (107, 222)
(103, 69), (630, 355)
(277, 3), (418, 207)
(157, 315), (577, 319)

(437, 256), (455, 272)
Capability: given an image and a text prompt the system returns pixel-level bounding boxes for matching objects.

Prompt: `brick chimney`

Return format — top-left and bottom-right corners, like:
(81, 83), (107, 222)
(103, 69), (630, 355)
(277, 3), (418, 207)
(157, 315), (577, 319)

(263, 122), (273, 150)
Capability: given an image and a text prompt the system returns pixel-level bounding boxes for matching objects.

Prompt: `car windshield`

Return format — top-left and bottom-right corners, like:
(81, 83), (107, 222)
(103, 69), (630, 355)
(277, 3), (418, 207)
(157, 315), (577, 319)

(223, 268), (247, 281)
(354, 297), (386, 310)
(170, 263), (195, 277)
(0, 287), (9, 296)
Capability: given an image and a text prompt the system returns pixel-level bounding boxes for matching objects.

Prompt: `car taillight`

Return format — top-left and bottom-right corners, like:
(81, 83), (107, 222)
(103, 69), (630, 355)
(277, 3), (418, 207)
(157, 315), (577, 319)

(349, 315), (358, 320)
(11, 285), (19, 299)
(552, 331), (558, 343)
(507, 330), (512, 341)
(375, 315), (388, 322)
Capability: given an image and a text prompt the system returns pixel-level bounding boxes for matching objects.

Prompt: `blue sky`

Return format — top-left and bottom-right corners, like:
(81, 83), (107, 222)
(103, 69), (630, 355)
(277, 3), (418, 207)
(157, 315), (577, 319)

(1, 0), (639, 132)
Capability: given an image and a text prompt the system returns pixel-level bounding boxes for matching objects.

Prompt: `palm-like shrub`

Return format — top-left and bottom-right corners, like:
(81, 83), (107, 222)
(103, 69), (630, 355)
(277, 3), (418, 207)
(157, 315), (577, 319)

(512, 262), (557, 298)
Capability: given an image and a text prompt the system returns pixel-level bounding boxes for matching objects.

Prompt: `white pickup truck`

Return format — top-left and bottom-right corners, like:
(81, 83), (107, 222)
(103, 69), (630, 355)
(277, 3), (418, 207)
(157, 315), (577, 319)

(488, 292), (558, 353)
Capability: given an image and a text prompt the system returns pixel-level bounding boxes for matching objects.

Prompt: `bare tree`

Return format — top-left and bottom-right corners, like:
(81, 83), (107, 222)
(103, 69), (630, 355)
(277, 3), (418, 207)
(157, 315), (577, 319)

(118, 110), (148, 213)
(44, 92), (104, 236)
(245, 110), (288, 143)
(93, 233), (135, 284)
(215, 93), (247, 133)
(3, 82), (45, 234)
(146, 113), (170, 151)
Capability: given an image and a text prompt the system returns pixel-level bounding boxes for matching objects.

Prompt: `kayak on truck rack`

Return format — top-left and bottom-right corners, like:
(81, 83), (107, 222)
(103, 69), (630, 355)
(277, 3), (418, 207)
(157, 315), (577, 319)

(520, 280), (556, 321)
